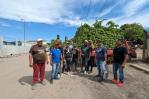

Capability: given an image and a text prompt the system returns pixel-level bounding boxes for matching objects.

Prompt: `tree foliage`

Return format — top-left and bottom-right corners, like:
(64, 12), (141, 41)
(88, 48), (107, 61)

(120, 23), (144, 41)
(73, 20), (145, 48)
(73, 20), (124, 48)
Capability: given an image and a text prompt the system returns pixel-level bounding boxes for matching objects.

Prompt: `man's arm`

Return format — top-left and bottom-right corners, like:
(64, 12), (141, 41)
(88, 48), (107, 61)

(49, 54), (52, 66)
(104, 48), (107, 62)
(29, 53), (33, 67)
(122, 48), (128, 68)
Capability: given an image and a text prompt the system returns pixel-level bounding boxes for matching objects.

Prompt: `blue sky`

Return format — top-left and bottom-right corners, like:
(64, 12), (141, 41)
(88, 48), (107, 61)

(0, 0), (149, 42)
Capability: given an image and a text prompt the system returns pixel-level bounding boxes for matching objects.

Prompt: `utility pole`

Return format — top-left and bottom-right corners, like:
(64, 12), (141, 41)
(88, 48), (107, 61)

(21, 19), (26, 46)
(143, 30), (149, 62)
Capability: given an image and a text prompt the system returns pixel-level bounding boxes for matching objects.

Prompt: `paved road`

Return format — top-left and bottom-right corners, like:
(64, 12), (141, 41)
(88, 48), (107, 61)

(0, 54), (149, 99)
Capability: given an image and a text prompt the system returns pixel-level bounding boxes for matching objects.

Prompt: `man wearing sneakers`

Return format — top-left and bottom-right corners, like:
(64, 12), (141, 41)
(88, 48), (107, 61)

(95, 42), (108, 82)
(29, 38), (48, 90)
(63, 41), (73, 76)
(50, 41), (63, 84)
(112, 39), (128, 87)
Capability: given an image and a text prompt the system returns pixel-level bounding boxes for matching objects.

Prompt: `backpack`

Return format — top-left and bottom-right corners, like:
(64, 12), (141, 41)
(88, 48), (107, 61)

(64, 47), (72, 59)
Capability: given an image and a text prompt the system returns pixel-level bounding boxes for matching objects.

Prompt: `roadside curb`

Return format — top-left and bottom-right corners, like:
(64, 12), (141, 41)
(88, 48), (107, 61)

(129, 63), (149, 74)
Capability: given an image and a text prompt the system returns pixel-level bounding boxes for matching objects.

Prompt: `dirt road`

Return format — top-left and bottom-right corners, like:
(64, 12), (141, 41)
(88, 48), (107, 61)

(0, 54), (149, 99)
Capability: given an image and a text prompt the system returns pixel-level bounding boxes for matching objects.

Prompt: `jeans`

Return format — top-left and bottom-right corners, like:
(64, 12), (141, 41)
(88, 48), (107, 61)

(96, 60), (108, 80)
(88, 56), (95, 72)
(113, 63), (124, 82)
(71, 58), (78, 71)
(82, 56), (89, 71)
(51, 63), (60, 80)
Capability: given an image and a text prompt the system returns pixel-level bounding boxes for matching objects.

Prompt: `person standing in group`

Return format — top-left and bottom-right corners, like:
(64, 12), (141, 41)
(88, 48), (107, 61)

(81, 40), (90, 74)
(29, 38), (48, 90)
(112, 39), (128, 87)
(88, 40), (96, 73)
(50, 41), (63, 84)
(71, 44), (79, 72)
(57, 41), (63, 78)
(63, 41), (73, 76)
(95, 41), (108, 82)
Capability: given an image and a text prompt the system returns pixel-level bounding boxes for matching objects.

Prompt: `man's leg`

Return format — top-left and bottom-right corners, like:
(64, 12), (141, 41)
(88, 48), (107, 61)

(54, 63), (59, 79)
(67, 60), (71, 72)
(33, 64), (40, 84)
(62, 61), (66, 73)
(119, 64), (124, 83)
(84, 57), (89, 73)
(81, 57), (84, 72)
(112, 63), (119, 84)
(40, 64), (46, 82)
(51, 64), (56, 80)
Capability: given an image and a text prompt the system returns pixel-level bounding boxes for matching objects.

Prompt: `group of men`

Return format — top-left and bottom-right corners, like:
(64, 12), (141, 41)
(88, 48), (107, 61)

(29, 38), (128, 90)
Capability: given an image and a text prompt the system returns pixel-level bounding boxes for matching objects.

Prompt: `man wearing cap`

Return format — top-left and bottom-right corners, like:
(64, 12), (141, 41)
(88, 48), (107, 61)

(29, 38), (48, 90)
(50, 41), (63, 84)
(63, 41), (73, 75)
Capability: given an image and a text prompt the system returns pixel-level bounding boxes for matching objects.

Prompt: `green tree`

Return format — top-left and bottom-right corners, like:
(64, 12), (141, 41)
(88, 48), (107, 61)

(120, 23), (144, 41)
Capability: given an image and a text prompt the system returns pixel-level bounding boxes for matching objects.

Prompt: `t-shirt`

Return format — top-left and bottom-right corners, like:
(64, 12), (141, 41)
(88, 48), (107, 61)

(113, 47), (128, 64)
(64, 46), (73, 61)
(90, 48), (96, 57)
(72, 48), (79, 59)
(81, 45), (89, 58)
(29, 45), (46, 64)
(96, 47), (106, 61)
(50, 48), (61, 64)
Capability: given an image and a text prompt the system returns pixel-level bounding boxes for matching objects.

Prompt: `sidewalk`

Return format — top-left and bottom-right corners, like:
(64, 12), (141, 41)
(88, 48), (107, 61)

(129, 62), (149, 73)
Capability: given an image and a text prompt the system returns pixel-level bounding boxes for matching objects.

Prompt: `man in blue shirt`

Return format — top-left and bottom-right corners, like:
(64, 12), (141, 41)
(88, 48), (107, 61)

(50, 41), (63, 84)
(95, 42), (108, 82)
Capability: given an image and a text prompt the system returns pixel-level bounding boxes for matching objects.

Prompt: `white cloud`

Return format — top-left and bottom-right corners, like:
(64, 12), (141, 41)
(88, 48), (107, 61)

(123, 0), (147, 17)
(0, 0), (149, 27)
(0, 0), (100, 26)
(0, 21), (11, 27)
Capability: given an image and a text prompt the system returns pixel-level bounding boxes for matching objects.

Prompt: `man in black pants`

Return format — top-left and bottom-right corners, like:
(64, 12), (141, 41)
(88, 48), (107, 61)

(63, 41), (73, 76)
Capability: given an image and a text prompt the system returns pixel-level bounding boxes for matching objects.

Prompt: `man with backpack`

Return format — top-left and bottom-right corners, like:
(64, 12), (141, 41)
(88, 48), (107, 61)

(71, 44), (79, 72)
(63, 41), (73, 76)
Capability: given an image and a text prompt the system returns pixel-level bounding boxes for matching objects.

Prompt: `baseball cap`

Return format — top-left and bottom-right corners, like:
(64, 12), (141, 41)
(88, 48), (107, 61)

(37, 38), (43, 42)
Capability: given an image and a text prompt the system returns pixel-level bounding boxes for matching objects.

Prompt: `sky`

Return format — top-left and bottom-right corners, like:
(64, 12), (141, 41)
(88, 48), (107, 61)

(0, 0), (149, 42)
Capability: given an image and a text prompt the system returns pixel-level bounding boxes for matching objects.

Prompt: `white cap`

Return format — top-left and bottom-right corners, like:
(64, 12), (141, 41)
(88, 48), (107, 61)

(37, 38), (43, 42)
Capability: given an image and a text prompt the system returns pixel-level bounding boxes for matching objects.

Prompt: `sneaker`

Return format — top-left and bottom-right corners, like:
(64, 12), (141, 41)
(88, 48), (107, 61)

(58, 74), (61, 78)
(50, 79), (53, 84)
(61, 74), (63, 77)
(117, 82), (124, 87)
(112, 79), (118, 84)
(84, 71), (87, 74)
(40, 80), (46, 86)
(98, 77), (103, 82)
(95, 74), (100, 77)
(32, 83), (38, 90)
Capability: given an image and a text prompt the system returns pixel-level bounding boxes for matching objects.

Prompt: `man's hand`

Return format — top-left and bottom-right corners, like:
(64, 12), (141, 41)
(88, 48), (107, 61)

(121, 63), (126, 68)
(29, 64), (33, 68)
(50, 62), (53, 66)
(46, 61), (49, 64)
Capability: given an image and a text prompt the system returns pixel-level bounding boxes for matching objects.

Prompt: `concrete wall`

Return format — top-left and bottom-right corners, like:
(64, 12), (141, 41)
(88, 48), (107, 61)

(0, 45), (31, 57)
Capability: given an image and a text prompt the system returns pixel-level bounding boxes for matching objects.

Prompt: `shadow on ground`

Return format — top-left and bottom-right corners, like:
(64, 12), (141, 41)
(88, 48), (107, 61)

(73, 71), (113, 85)
(18, 71), (52, 86)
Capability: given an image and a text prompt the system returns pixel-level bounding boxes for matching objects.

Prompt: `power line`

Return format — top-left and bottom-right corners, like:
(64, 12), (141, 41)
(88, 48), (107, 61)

(85, 0), (92, 20)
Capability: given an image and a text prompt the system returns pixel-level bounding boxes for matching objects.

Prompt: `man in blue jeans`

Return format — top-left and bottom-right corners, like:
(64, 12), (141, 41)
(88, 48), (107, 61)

(95, 42), (108, 82)
(112, 39), (128, 87)
(50, 41), (63, 84)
